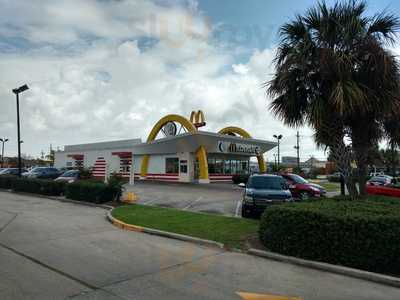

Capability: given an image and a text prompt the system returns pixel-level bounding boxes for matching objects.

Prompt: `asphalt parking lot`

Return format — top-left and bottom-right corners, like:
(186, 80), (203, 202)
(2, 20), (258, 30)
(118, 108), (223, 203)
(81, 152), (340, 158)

(1, 191), (398, 300)
(125, 181), (244, 217)
(124, 181), (340, 217)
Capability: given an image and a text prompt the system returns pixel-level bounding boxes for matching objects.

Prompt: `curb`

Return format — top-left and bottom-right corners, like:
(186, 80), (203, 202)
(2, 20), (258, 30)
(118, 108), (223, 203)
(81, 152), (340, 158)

(106, 210), (224, 249)
(0, 188), (113, 210)
(248, 248), (400, 288)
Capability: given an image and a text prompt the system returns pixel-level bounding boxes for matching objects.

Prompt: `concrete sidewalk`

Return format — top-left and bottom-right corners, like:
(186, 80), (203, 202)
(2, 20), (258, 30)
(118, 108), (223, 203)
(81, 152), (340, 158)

(0, 191), (398, 299)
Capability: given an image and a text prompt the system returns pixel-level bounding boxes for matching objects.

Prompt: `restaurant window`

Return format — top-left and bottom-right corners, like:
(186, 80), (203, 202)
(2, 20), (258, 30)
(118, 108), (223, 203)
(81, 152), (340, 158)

(215, 159), (223, 174)
(208, 158), (216, 173)
(231, 160), (238, 174)
(166, 157), (179, 174)
(239, 160), (249, 174)
(120, 157), (131, 173)
(224, 160), (231, 174)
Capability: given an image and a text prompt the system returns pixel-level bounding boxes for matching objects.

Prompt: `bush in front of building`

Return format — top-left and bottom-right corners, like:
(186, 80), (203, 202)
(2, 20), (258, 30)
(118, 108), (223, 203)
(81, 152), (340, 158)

(0, 175), (17, 190)
(259, 197), (400, 275)
(11, 178), (66, 196)
(232, 174), (249, 184)
(65, 181), (120, 203)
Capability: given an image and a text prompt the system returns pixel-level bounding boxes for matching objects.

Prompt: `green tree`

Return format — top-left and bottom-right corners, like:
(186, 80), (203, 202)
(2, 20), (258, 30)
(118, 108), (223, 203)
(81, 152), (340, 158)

(267, 1), (400, 197)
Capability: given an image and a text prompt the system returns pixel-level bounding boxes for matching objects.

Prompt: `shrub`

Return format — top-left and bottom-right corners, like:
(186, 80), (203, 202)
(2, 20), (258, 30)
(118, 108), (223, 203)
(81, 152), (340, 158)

(0, 175), (18, 189)
(78, 167), (93, 180)
(108, 173), (126, 202)
(259, 197), (400, 275)
(232, 174), (249, 184)
(11, 178), (66, 196)
(65, 181), (119, 203)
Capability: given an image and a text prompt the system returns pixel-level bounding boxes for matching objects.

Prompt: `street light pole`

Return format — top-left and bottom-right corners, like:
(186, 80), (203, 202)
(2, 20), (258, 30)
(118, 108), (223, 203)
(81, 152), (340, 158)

(0, 138), (9, 168)
(12, 84), (29, 177)
(273, 134), (283, 168)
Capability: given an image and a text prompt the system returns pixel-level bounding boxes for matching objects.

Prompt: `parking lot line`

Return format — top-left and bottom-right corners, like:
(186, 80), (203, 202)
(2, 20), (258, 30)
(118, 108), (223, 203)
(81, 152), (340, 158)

(183, 196), (203, 210)
(235, 199), (242, 217)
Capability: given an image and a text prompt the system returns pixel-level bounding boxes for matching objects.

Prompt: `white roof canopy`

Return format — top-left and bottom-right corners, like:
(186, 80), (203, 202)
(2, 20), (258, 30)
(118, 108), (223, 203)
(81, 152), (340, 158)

(132, 131), (276, 156)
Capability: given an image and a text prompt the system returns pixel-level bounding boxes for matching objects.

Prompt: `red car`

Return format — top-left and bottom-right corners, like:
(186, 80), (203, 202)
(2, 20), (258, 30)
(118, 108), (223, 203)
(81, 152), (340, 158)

(366, 181), (400, 198)
(280, 173), (326, 200)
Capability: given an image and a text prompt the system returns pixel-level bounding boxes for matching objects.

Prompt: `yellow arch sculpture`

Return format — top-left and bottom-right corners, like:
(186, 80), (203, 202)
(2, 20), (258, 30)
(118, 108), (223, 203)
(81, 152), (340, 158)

(190, 110), (205, 124)
(140, 114), (209, 181)
(218, 126), (266, 173)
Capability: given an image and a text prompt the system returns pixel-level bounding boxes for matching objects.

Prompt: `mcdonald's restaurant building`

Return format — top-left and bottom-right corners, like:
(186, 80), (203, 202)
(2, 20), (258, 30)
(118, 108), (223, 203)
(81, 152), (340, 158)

(54, 111), (277, 183)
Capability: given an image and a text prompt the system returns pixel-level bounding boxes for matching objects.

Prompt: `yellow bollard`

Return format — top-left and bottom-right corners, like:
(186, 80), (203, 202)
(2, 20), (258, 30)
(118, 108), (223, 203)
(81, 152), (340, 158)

(123, 192), (138, 203)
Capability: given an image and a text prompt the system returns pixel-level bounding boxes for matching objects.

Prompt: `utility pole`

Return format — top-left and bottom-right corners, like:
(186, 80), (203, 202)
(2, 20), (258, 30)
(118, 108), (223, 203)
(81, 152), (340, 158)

(12, 84), (29, 177)
(273, 134), (283, 168)
(294, 131), (300, 170)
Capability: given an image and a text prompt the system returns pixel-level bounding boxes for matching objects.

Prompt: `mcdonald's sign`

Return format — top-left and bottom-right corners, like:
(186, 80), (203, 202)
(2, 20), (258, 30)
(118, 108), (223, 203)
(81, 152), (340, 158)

(190, 110), (206, 128)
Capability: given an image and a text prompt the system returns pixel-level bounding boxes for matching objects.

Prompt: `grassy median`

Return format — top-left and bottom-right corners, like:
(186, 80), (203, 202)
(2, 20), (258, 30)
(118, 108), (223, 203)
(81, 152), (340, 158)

(309, 180), (340, 192)
(111, 204), (259, 249)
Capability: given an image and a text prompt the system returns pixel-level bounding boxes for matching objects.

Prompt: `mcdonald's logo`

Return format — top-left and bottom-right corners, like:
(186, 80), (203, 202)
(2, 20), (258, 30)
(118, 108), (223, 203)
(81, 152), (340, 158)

(190, 110), (206, 128)
(228, 143), (237, 152)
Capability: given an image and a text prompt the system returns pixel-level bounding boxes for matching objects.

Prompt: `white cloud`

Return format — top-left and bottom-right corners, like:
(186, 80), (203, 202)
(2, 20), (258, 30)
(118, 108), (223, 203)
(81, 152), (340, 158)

(0, 0), (325, 161)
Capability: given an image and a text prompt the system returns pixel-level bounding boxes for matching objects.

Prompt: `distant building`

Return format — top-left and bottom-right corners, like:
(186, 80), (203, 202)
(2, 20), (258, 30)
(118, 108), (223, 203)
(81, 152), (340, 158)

(303, 157), (326, 169)
(281, 156), (298, 166)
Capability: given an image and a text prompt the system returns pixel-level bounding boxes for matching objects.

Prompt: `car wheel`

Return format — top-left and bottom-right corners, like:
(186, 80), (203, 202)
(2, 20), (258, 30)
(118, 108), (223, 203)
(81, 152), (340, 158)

(299, 192), (310, 201)
(241, 206), (253, 218)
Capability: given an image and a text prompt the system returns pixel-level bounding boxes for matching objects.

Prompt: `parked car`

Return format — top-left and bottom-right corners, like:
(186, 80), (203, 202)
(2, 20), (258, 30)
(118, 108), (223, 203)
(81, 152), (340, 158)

(22, 167), (61, 179)
(369, 171), (384, 177)
(0, 168), (28, 176)
(366, 181), (400, 198)
(327, 172), (342, 182)
(280, 173), (326, 200)
(368, 176), (392, 186)
(54, 170), (80, 183)
(241, 174), (293, 218)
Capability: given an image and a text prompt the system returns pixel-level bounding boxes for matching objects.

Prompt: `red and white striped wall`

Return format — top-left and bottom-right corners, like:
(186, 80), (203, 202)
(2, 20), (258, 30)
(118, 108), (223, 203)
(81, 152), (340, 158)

(209, 174), (233, 182)
(92, 157), (106, 179)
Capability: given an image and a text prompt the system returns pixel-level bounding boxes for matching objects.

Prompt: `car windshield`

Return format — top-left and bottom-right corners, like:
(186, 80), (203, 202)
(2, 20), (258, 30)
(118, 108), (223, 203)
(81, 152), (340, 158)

(288, 174), (308, 184)
(370, 176), (388, 183)
(61, 170), (78, 177)
(248, 176), (285, 190)
(30, 168), (45, 173)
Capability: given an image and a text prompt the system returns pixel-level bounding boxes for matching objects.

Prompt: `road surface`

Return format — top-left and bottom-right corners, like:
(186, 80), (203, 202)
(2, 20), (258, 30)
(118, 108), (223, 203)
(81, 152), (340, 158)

(0, 191), (398, 299)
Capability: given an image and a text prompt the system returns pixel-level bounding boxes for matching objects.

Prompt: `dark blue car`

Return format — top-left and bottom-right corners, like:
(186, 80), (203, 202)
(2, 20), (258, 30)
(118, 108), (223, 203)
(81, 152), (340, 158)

(241, 174), (293, 218)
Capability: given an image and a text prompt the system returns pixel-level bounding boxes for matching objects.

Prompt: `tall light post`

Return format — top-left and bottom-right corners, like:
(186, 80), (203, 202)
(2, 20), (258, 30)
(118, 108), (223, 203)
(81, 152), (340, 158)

(0, 138), (9, 168)
(12, 84), (29, 177)
(273, 134), (283, 168)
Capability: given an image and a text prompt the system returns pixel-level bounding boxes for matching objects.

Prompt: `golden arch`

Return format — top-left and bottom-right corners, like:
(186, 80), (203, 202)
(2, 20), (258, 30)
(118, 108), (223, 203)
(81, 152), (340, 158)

(140, 114), (209, 180)
(218, 126), (266, 173)
(190, 110), (205, 124)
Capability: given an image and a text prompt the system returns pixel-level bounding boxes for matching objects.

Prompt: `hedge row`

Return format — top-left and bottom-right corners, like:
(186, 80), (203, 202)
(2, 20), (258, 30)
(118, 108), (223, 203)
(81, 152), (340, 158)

(0, 176), (66, 196)
(65, 181), (118, 203)
(0, 176), (120, 203)
(259, 197), (400, 275)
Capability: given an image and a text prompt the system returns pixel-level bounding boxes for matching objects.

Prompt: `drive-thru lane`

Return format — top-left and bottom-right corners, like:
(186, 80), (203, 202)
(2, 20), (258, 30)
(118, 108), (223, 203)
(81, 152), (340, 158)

(125, 181), (243, 216)
(0, 191), (398, 299)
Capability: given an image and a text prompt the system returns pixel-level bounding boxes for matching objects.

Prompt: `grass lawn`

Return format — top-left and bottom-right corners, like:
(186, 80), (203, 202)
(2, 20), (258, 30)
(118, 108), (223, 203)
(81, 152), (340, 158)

(309, 180), (340, 192)
(111, 204), (259, 250)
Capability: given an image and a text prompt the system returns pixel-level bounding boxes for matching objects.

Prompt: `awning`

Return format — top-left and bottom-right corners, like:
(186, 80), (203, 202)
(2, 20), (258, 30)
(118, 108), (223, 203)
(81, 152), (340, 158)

(131, 131), (276, 156)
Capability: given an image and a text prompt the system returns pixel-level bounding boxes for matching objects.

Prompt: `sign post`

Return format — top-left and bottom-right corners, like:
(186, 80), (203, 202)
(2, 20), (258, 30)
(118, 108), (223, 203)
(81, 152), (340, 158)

(129, 155), (134, 185)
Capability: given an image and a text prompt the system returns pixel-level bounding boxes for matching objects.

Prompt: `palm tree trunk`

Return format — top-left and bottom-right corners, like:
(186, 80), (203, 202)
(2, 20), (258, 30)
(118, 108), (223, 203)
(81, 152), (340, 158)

(328, 134), (359, 198)
(357, 163), (368, 196)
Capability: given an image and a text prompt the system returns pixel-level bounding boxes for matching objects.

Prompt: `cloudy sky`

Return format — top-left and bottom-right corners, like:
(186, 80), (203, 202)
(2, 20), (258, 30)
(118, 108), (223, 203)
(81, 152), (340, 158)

(0, 0), (399, 162)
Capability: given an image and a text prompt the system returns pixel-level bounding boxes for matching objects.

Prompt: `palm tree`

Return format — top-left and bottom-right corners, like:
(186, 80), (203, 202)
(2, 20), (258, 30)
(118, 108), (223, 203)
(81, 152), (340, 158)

(267, 0), (400, 197)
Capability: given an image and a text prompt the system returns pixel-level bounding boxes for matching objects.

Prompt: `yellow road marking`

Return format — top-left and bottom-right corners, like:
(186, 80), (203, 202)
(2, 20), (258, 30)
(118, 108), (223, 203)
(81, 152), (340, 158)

(237, 292), (302, 300)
